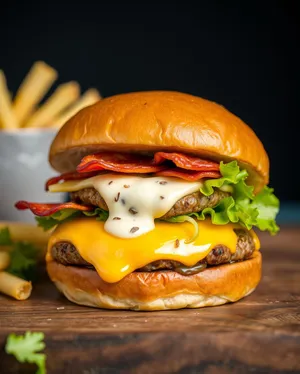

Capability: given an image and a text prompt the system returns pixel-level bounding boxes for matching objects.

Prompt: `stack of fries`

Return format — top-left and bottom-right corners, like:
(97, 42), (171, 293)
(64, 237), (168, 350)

(0, 61), (101, 130)
(0, 62), (101, 300)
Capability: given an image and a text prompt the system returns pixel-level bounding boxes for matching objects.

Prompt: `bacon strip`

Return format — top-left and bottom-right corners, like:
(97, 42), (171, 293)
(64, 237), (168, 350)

(47, 152), (221, 187)
(155, 169), (221, 181)
(15, 201), (93, 216)
(45, 171), (103, 191)
(153, 152), (219, 171)
(77, 152), (219, 174)
(77, 152), (167, 174)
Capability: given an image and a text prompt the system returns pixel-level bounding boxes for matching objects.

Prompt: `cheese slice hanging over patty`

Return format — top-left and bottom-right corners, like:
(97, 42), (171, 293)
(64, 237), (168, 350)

(47, 218), (260, 283)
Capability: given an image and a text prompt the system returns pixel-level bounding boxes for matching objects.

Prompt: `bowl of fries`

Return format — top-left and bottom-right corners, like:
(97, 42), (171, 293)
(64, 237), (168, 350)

(0, 61), (101, 222)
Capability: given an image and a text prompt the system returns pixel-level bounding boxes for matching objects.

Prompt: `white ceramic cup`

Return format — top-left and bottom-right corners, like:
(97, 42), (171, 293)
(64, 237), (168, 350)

(0, 129), (66, 223)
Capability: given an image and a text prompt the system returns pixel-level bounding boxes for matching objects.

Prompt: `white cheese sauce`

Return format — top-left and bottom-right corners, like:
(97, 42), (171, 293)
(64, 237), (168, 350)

(93, 174), (203, 238)
(49, 174), (203, 238)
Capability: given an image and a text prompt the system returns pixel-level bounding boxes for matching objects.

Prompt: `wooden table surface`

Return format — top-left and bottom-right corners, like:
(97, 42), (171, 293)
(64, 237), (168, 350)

(0, 225), (300, 374)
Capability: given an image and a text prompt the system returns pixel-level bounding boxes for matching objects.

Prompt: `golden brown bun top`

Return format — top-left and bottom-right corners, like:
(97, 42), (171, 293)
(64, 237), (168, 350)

(49, 91), (269, 190)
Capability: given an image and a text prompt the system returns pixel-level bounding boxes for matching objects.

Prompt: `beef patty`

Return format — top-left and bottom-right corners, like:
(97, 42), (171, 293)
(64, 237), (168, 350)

(50, 229), (255, 276)
(70, 188), (229, 219)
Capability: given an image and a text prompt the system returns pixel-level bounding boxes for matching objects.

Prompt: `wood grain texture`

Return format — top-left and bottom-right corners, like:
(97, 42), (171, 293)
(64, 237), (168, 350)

(0, 225), (300, 373)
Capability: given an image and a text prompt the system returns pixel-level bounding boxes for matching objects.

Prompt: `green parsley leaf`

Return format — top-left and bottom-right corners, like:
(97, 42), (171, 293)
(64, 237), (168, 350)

(1, 226), (40, 281)
(0, 227), (13, 245)
(6, 241), (39, 281)
(5, 331), (46, 374)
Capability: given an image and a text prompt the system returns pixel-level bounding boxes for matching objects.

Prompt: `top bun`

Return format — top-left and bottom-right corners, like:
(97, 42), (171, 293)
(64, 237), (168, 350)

(49, 91), (269, 191)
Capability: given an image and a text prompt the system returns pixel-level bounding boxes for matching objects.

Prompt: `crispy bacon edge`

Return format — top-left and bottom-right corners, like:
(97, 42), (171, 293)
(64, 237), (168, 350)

(15, 201), (93, 216)
(155, 169), (221, 181)
(153, 152), (219, 171)
(45, 151), (221, 189)
(76, 152), (168, 174)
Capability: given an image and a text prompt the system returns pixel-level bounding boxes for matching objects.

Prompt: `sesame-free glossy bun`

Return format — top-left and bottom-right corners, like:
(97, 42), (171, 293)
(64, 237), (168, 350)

(49, 91), (269, 191)
(46, 252), (261, 311)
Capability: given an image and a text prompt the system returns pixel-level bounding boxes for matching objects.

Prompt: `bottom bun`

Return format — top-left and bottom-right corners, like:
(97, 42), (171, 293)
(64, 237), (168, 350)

(47, 252), (262, 311)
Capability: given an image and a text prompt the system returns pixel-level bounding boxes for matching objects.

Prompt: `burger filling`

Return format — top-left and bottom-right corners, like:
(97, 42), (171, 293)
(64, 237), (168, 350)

(70, 187), (230, 219)
(51, 228), (255, 275)
(15, 151), (279, 283)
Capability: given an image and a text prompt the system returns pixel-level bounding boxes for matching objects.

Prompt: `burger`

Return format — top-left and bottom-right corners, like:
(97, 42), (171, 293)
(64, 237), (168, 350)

(15, 91), (279, 311)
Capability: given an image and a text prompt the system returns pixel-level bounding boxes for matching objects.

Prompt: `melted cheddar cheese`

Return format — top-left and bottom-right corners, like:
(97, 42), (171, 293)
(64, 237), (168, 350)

(47, 218), (260, 283)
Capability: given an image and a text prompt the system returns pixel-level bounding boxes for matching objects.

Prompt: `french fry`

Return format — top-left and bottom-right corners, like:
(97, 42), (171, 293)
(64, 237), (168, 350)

(0, 70), (19, 130)
(13, 61), (58, 125)
(51, 88), (101, 128)
(0, 272), (32, 300)
(0, 252), (10, 270)
(24, 81), (80, 128)
(0, 221), (51, 255)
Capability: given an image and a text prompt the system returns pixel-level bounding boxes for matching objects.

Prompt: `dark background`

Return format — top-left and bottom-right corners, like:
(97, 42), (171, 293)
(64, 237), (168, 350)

(1, 1), (299, 204)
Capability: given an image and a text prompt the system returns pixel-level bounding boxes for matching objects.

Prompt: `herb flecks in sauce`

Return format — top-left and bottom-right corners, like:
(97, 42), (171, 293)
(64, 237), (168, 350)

(129, 207), (138, 215)
(92, 174), (203, 238)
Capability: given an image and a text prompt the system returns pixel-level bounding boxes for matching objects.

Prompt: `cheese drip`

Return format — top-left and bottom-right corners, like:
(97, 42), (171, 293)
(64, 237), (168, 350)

(49, 174), (204, 238)
(47, 218), (260, 283)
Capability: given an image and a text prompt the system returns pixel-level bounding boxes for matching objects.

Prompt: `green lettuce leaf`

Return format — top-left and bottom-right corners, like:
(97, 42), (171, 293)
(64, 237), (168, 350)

(200, 161), (252, 197)
(36, 207), (108, 231)
(250, 186), (280, 233)
(82, 207), (109, 221)
(35, 209), (80, 231)
(168, 161), (280, 235)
